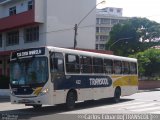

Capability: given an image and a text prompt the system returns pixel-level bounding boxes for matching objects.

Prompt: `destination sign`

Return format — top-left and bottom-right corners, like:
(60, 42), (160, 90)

(11, 47), (45, 59)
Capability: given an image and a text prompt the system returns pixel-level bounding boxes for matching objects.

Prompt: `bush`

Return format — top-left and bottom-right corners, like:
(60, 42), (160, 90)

(0, 75), (10, 89)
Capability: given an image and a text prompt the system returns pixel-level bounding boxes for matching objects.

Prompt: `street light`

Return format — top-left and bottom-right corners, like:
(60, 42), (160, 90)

(74, 0), (106, 49)
(108, 37), (132, 50)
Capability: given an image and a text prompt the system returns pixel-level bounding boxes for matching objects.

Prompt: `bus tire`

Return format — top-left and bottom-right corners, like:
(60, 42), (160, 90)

(66, 91), (76, 110)
(113, 87), (121, 103)
(33, 104), (42, 109)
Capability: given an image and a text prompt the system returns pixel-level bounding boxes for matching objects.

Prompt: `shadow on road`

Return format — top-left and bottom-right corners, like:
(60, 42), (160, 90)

(0, 98), (134, 120)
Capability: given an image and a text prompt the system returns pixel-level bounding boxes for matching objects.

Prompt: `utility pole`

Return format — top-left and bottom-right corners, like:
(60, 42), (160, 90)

(74, 24), (78, 49)
(73, 0), (106, 49)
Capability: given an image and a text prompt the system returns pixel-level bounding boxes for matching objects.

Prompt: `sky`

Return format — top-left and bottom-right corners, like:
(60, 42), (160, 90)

(97, 0), (160, 23)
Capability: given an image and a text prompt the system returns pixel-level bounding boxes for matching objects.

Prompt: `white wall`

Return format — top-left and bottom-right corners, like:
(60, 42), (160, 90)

(45, 0), (96, 49)
(34, 0), (45, 23)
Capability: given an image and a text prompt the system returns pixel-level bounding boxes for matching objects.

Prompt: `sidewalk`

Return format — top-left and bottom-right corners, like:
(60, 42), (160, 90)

(138, 88), (160, 92)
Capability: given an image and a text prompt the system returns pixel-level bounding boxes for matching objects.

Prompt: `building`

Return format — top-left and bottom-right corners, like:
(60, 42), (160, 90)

(0, 0), (96, 76)
(96, 7), (128, 50)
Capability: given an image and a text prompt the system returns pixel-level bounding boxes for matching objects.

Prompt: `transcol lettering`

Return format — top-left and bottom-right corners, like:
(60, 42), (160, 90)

(89, 78), (109, 86)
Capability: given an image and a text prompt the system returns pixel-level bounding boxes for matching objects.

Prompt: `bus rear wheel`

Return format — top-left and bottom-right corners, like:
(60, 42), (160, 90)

(66, 91), (76, 110)
(113, 87), (121, 103)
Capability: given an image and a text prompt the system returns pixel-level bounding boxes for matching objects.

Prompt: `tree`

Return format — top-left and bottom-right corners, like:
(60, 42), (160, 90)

(130, 49), (160, 78)
(106, 17), (160, 56)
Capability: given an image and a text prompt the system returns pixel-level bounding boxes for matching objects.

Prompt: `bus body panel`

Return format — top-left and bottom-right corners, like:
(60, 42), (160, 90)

(10, 46), (138, 107)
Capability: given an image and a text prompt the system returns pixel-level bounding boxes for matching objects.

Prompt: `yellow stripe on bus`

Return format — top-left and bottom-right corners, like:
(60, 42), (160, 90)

(33, 87), (43, 96)
(112, 75), (138, 87)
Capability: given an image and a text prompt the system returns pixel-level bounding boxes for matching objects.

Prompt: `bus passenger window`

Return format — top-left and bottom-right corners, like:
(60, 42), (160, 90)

(80, 56), (92, 73)
(50, 52), (64, 73)
(104, 59), (113, 74)
(93, 58), (103, 73)
(65, 54), (80, 73)
(122, 61), (130, 74)
(114, 60), (122, 74)
(130, 62), (137, 74)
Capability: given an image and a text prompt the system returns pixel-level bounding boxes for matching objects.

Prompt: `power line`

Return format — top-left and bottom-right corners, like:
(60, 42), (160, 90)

(16, 24), (96, 38)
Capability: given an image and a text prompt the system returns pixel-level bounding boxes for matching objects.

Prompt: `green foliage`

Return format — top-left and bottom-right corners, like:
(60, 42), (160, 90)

(130, 49), (160, 77)
(0, 75), (10, 89)
(106, 17), (160, 56)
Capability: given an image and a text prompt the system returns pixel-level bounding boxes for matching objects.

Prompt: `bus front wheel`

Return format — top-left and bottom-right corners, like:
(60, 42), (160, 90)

(113, 87), (121, 103)
(66, 91), (76, 110)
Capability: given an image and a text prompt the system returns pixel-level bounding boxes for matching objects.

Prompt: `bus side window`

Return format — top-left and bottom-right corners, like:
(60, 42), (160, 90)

(50, 52), (64, 73)
(104, 59), (113, 74)
(122, 61), (130, 74)
(65, 54), (80, 73)
(93, 58), (103, 73)
(80, 56), (92, 73)
(130, 62), (137, 74)
(114, 60), (122, 74)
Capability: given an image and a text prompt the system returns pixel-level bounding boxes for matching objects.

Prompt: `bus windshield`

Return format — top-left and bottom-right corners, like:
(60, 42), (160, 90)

(10, 57), (48, 86)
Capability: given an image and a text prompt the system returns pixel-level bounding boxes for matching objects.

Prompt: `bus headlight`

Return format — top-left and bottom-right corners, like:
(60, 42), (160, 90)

(10, 90), (14, 95)
(39, 88), (49, 96)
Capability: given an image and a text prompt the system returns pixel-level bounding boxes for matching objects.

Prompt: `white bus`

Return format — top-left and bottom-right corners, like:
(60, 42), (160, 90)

(10, 46), (138, 109)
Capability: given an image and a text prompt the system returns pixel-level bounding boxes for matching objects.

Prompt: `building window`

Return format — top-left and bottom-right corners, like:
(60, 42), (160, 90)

(99, 44), (105, 50)
(111, 19), (118, 25)
(119, 20), (125, 24)
(109, 8), (113, 12)
(0, 34), (2, 47)
(100, 18), (110, 25)
(117, 9), (121, 13)
(28, 0), (33, 10)
(96, 44), (98, 50)
(100, 27), (111, 33)
(100, 35), (108, 41)
(9, 6), (16, 16)
(96, 27), (99, 33)
(96, 18), (100, 24)
(6, 30), (19, 46)
(96, 36), (99, 41)
(25, 26), (39, 43)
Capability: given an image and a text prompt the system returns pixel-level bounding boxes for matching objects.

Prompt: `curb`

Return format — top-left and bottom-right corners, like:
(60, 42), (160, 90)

(138, 88), (160, 92)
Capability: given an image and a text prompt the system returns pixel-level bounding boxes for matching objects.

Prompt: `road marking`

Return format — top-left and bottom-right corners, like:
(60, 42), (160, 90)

(98, 101), (146, 109)
(97, 100), (160, 114)
(123, 103), (157, 109)
(131, 106), (160, 112)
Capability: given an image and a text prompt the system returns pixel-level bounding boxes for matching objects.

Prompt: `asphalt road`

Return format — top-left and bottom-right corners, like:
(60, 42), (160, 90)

(0, 91), (160, 120)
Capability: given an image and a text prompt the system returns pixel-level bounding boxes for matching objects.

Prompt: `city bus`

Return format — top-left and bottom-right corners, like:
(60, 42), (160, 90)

(10, 46), (138, 109)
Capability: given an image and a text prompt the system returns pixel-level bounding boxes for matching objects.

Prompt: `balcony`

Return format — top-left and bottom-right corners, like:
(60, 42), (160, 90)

(0, 0), (20, 5)
(0, 9), (40, 32)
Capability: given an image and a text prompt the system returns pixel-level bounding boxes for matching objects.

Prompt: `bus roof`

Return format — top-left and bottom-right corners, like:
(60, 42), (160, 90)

(47, 46), (137, 62)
